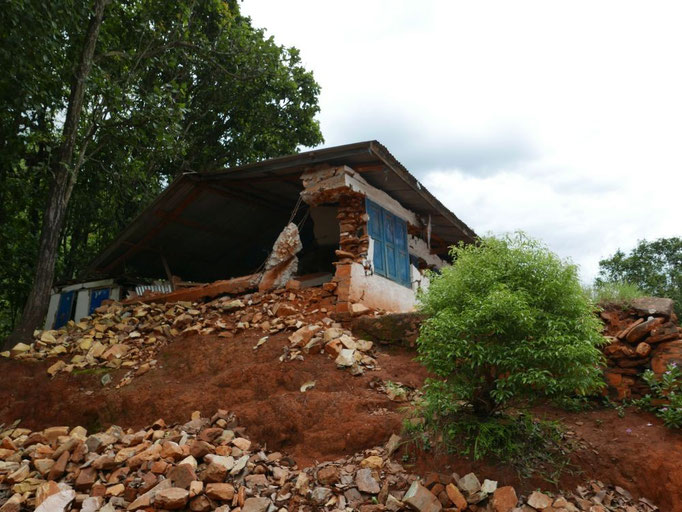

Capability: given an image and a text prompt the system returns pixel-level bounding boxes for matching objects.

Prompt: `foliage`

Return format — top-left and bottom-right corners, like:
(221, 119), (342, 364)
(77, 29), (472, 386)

(636, 364), (682, 429)
(551, 394), (601, 412)
(415, 232), (605, 462)
(596, 237), (682, 307)
(418, 232), (606, 417)
(0, 0), (323, 336)
(586, 281), (646, 307)
(403, 408), (571, 480)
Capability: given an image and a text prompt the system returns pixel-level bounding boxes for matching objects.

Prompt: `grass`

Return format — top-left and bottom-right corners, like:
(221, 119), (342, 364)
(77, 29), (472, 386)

(71, 367), (110, 376)
(402, 406), (579, 483)
(586, 281), (646, 306)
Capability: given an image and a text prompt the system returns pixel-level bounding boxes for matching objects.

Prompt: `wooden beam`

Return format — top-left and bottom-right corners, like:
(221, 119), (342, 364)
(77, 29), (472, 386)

(124, 273), (262, 304)
(102, 187), (204, 272)
(221, 181), (299, 210)
(214, 173), (302, 184)
(205, 184), (291, 213)
(353, 164), (387, 173)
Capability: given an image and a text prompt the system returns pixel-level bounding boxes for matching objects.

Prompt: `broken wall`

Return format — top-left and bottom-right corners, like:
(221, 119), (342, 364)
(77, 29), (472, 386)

(300, 165), (446, 315)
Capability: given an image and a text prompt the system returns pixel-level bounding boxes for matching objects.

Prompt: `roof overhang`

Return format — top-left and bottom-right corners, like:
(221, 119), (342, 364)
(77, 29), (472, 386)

(86, 140), (477, 281)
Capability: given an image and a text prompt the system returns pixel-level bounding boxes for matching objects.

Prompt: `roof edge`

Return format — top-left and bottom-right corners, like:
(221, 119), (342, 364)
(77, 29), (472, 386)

(368, 141), (477, 243)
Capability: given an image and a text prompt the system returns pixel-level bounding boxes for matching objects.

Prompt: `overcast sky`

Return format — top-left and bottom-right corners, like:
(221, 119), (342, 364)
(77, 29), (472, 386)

(241, 1), (682, 282)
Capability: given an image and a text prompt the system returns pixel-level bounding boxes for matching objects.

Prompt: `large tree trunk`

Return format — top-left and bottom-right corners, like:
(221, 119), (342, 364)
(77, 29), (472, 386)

(3, 0), (109, 349)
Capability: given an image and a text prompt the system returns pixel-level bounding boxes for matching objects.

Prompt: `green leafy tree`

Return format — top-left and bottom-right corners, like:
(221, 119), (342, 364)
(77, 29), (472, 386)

(0, 0), (323, 346)
(596, 237), (682, 307)
(416, 233), (605, 458)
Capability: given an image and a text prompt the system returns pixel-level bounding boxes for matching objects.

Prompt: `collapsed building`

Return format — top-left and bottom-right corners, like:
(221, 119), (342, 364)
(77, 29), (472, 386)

(44, 141), (476, 329)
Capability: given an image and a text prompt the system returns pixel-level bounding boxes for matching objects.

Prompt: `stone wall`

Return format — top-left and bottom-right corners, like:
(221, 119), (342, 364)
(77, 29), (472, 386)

(601, 297), (682, 400)
(350, 312), (424, 347)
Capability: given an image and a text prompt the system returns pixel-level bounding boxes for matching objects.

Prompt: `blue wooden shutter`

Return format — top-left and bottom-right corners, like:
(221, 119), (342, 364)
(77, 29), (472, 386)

(383, 209), (398, 280)
(394, 218), (410, 286)
(366, 199), (411, 286)
(367, 201), (386, 276)
(54, 291), (75, 329)
(89, 288), (110, 315)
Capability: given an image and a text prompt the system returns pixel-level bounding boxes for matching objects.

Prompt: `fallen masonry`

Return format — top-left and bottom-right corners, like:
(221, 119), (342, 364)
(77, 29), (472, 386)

(1, 286), (383, 387)
(0, 411), (658, 512)
(600, 297), (682, 400)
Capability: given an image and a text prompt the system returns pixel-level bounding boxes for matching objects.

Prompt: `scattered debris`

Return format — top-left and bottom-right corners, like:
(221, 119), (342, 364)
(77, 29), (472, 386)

(1, 285), (385, 386)
(281, 319), (379, 376)
(376, 379), (420, 402)
(252, 337), (268, 350)
(299, 381), (316, 393)
(0, 411), (659, 512)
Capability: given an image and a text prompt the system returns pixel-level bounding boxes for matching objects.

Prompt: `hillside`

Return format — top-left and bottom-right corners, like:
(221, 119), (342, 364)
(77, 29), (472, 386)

(1, 289), (681, 511)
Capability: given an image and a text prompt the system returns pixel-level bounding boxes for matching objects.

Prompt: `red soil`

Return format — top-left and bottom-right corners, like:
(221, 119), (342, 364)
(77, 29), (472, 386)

(403, 407), (682, 511)
(2, 331), (682, 510)
(0, 331), (427, 466)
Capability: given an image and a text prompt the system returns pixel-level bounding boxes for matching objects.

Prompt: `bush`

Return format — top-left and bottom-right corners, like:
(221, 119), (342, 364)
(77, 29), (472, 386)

(416, 233), (606, 460)
(637, 364), (682, 429)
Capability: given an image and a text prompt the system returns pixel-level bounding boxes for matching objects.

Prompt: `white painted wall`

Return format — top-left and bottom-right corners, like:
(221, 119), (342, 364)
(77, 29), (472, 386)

(408, 235), (447, 269)
(43, 294), (60, 330)
(348, 262), (417, 312)
(74, 290), (90, 323)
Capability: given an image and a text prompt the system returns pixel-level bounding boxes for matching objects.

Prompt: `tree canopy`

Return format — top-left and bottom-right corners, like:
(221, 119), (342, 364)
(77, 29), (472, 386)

(596, 237), (682, 308)
(0, 0), (323, 339)
(415, 233), (605, 461)
(418, 233), (605, 416)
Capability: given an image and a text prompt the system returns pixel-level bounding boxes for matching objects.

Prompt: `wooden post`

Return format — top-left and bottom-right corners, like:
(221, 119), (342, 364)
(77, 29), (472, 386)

(160, 252), (175, 291)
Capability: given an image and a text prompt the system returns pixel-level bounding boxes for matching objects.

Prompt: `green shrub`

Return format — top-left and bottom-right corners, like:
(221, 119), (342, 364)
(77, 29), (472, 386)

(637, 364), (682, 429)
(416, 233), (606, 460)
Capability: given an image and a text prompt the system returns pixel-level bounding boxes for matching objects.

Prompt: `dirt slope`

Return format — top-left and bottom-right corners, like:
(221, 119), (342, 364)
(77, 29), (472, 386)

(2, 330), (682, 509)
(0, 331), (426, 466)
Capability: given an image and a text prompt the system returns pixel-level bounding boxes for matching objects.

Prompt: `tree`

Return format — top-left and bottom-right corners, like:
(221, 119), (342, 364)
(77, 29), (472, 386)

(4, 0), (110, 347)
(1, 0), (323, 347)
(416, 233), (605, 459)
(596, 237), (682, 307)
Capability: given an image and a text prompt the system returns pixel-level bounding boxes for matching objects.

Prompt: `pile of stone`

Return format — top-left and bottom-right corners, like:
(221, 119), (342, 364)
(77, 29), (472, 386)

(285, 322), (378, 376)
(0, 411), (655, 512)
(601, 297), (682, 399)
(0, 285), (380, 385)
(0, 287), (338, 386)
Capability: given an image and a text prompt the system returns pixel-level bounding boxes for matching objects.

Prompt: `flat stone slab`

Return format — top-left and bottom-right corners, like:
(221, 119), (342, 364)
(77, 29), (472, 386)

(631, 297), (675, 319)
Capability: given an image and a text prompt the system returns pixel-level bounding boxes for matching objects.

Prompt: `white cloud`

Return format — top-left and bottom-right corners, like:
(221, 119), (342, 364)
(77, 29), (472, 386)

(242, 0), (682, 281)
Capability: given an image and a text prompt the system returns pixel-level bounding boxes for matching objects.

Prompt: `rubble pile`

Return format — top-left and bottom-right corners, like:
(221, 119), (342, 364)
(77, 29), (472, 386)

(601, 297), (682, 400)
(0, 286), (383, 385)
(284, 322), (378, 376)
(0, 411), (656, 512)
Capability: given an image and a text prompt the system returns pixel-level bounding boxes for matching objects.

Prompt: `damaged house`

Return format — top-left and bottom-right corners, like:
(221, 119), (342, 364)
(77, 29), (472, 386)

(44, 141), (476, 329)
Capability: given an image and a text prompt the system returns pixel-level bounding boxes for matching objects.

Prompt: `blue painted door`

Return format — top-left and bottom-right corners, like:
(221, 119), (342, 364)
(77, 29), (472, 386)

(54, 291), (75, 329)
(89, 288), (110, 315)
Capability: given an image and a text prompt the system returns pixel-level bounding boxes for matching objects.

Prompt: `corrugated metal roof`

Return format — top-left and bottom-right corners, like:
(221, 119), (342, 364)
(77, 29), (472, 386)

(85, 140), (477, 281)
